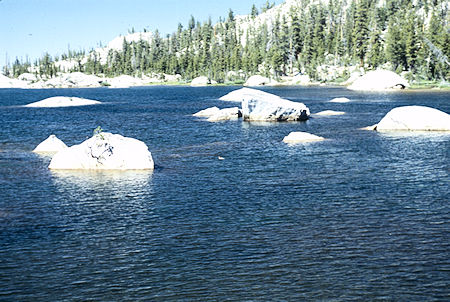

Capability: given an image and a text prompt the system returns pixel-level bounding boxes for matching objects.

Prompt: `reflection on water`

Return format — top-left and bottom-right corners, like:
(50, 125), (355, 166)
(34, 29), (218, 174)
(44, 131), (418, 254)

(377, 130), (450, 140)
(51, 170), (153, 200)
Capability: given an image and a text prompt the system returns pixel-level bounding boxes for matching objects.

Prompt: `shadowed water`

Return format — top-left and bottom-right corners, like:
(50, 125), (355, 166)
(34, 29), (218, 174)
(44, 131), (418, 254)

(0, 86), (449, 300)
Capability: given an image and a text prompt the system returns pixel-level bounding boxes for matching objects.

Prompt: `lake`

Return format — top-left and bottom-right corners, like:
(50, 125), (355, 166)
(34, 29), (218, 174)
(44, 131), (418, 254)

(0, 86), (449, 301)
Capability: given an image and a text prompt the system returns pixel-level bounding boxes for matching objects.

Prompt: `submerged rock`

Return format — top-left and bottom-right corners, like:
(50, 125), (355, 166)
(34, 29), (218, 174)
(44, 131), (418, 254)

(25, 96), (101, 107)
(348, 69), (408, 91)
(235, 88), (309, 121)
(49, 132), (154, 170)
(283, 131), (325, 143)
(372, 106), (450, 131)
(33, 135), (68, 153)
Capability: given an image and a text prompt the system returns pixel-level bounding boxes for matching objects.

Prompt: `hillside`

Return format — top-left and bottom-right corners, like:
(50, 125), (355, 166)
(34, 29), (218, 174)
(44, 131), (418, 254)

(4, 0), (449, 85)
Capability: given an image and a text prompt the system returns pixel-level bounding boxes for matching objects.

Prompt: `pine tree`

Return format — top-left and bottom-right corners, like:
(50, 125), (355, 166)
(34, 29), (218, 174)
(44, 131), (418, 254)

(352, 0), (370, 66)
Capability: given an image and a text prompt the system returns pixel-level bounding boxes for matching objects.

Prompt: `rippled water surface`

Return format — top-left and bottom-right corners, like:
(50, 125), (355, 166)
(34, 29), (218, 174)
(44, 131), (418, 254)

(0, 86), (449, 301)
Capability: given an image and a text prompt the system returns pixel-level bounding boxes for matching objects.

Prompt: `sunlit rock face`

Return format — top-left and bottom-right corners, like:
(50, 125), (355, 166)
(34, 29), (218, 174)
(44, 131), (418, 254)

(193, 107), (221, 117)
(190, 76), (210, 86)
(49, 132), (154, 170)
(24, 96), (101, 107)
(33, 135), (68, 153)
(282, 131), (325, 143)
(236, 88), (310, 121)
(348, 70), (408, 91)
(244, 75), (271, 86)
(206, 107), (242, 122)
(374, 106), (450, 131)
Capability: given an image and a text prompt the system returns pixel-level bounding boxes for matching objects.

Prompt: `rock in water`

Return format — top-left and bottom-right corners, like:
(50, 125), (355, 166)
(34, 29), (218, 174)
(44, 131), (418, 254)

(220, 87), (268, 102)
(33, 135), (68, 153)
(329, 97), (351, 103)
(348, 70), (408, 91)
(49, 132), (154, 170)
(25, 96), (101, 107)
(236, 88), (309, 121)
(314, 110), (346, 116)
(193, 107), (221, 117)
(207, 107), (242, 122)
(374, 106), (450, 131)
(283, 132), (325, 143)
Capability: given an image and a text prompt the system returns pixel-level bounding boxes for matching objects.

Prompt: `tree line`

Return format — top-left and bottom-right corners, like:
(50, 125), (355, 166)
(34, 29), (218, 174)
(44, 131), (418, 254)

(4, 0), (449, 83)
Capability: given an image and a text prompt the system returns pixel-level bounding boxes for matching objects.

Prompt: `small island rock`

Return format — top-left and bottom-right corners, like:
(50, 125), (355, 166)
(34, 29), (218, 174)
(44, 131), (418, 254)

(373, 105), (450, 131)
(25, 96), (101, 108)
(329, 97), (351, 103)
(236, 88), (310, 121)
(49, 132), (154, 170)
(314, 110), (346, 116)
(283, 132), (325, 143)
(33, 135), (68, 153)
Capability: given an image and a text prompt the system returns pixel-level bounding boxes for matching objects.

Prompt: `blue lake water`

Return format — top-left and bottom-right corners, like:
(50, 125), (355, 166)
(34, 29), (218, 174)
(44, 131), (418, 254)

(0, 86), (449, 300)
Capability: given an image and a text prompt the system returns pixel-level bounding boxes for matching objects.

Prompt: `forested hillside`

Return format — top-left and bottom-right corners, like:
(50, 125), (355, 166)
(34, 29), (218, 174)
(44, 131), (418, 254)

(4, 0), (449, 84)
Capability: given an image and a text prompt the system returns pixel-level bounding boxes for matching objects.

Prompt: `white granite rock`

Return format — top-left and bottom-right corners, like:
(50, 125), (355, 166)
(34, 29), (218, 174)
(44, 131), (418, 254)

(193, 107), (221, 117)
(190, 76), (210, 86)
(0, 74), (28, 88)
(207, 107), (242, 122)
(244, 75), (270, 86)
(25, 96), (101, 107)
(236, 88), (310, 121)
(314, 110), (346, 116)
(49, 132), (154, 170)
(374, 106), (450, 131)
(33, 135), (68, 153)
(283, 131), (325, 143)
(329, 97), (351, 103)
(348, 69), (408, 91)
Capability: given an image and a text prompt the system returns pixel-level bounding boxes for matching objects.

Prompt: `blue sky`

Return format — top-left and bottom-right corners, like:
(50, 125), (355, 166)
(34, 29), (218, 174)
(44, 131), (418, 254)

(0, 0), (283, 68)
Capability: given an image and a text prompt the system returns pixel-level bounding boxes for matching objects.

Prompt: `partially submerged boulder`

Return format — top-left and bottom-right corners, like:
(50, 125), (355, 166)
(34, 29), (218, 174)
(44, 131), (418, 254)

(244, 75), (270, 86)
(238, 88), (310, 121)
(49, 132), (154, 170)
(329, 97), (351, 103)
(283, 132), (325, 143)
(193, 106), (221, 117)
(33, 135), (68, 153)
(207, 107), (242, 122)
(348, 70), (408, 91)
(25, 96), (101, 107)
(371, 106), (450, 131)
(314, 110), (346, 116)
(190, 76), (210, 87)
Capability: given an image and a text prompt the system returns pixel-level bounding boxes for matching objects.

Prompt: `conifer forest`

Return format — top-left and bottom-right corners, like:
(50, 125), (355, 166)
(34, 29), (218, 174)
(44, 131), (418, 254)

(4, 0), (449, 84)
